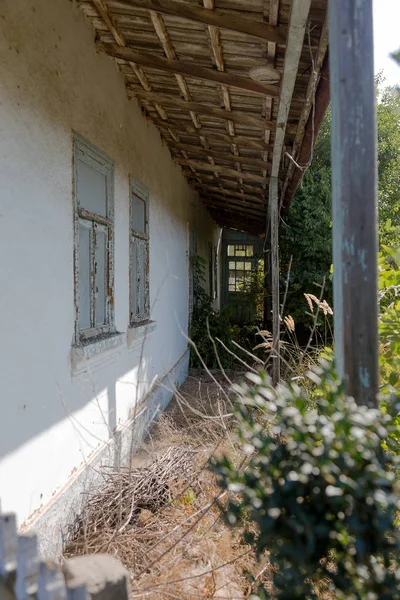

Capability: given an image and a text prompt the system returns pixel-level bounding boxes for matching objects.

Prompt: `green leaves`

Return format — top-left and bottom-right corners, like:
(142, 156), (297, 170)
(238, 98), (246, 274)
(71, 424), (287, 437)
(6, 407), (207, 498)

(212, 361), (400, 599)
(280, 80), (400, 332)
(189, 254), (234, 368)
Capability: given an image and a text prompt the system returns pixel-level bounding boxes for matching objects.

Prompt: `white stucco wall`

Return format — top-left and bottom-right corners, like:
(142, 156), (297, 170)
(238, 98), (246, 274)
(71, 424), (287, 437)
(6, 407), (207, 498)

(0, 0), (220, 534)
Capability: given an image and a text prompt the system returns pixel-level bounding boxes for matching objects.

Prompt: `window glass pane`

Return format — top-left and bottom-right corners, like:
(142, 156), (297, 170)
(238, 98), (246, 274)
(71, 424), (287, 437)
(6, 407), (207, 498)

(131, 192), (146, 233)
(227, 245), (234, 256)
(229, 261), (235, 269)
(131, 240), (138, 320)
(246, 246), (254, 257)
(95, 228), (106, 325)
(138, 241), (146, 316)
(237, 261), (244, 270)
(235, 249), (246, 256)
(79, 223), (91, 330)
(245, 262), (252, 271)
(77, 159), (107, 217)
(228, 284), (235, 291)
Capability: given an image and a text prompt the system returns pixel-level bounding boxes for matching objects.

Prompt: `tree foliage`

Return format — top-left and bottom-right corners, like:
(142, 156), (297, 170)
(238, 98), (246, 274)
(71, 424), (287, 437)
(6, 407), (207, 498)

(189, 254), (233, 369)
(280, 80), (400, 331)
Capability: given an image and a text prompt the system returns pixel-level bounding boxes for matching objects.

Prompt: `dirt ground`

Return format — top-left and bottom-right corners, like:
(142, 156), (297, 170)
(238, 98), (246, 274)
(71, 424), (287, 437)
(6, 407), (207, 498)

(64, 369), (272, 599)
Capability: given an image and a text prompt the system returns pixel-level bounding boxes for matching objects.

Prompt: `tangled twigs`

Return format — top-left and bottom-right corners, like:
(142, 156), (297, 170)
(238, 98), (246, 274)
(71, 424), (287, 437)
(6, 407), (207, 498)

(65, 447), (196, 554)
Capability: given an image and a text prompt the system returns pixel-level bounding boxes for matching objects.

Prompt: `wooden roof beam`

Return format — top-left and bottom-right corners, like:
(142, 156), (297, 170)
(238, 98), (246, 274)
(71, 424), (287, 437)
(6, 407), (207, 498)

(149, 10), (203, 132)
(178, 159), (268, 182)
(269, 0), (312, 384)
(150, 118), (274, 150)
(201, 197), (265, 218)
(189, 175), (266, 195)
(92, 0), (168, 121)
(270, 0), (311, 180)
(96, 41), (279, 97)
(203, 0), (241, 179)
(110, 0), (288, 44)
(168, 140), (271, 170)
(128, 89), (277, 130)
(194, 184), (265, 203)
(200, 191), (267, 215)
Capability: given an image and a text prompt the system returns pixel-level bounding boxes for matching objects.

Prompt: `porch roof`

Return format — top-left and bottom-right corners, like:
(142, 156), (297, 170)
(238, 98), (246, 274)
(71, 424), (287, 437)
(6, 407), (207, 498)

(78, 0), (329, 234)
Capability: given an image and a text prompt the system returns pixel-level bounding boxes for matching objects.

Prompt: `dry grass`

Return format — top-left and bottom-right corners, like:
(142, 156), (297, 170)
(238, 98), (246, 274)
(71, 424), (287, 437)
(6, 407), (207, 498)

(63, 370), (272, 599)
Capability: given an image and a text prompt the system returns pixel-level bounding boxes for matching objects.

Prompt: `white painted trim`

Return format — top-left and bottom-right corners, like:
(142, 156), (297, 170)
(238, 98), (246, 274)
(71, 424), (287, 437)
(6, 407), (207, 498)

(127, 320), (157, 349)
(70, 332), (124, 372)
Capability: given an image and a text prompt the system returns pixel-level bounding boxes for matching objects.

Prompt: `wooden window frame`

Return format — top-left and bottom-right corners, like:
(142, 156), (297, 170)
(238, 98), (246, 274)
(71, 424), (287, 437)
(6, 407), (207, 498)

(214, 244), (219, 300)
(73, 135), (115, 345)
(227, 244), (254, 258)
(208, 242), (214, 299)
(129, 177), (150, 326)
(228, 259), (253, 292)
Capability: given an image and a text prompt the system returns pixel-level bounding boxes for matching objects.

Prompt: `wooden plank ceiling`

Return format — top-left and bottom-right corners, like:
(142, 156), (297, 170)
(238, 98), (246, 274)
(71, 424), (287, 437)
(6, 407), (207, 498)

(78, 0), (329, 234)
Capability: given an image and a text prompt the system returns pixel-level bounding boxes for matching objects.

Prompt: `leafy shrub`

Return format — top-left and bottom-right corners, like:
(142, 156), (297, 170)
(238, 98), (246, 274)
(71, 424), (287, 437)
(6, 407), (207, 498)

(189, 255), (233, 369)
(212, 361), (400, 599)
(378, 248), (400, 453)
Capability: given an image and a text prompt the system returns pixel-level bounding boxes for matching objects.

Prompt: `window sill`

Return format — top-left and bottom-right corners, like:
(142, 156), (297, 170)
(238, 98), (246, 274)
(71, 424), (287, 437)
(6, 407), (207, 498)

(71, 331), (124, 372)
(127, 320), (157, 349)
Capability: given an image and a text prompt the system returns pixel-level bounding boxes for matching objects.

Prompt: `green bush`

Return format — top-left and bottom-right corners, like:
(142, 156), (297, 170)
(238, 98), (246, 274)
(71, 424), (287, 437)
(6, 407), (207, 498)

(189, 255), (233, 369)
(212, 361), (400, 599)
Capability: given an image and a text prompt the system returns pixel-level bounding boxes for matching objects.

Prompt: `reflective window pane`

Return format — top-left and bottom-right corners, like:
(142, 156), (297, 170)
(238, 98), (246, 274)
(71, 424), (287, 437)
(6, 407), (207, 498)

(138, 241), (146, 315)
(78, 224), (91, 330)
(95, 228), (106, 325)
(131, 193), (146, 233)
(77, 159), (107, 217)
(131, 240), (138, 318)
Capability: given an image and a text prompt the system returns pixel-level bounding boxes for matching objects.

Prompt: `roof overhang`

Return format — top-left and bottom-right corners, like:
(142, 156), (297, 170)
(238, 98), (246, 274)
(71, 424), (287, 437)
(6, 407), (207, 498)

(78, 0), (329, 234)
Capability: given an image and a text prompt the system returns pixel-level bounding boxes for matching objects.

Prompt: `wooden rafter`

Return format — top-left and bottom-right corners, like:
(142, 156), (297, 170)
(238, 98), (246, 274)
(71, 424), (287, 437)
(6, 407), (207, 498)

(77, 0), (329, 233)
(108, 0), (288, 44)
(200, 191), (265, 209)
(195, 184), (265, 203)
(168, 141), (271, 170)
(263, 0), (279, 169)
(269, 0), (312, 384)
(189, 176), (265, 194)
(149, 10), (202, 131)
(127, 90), (276, 130)
(177, 159), (268, 183)
(92, 0), (168, 120)
(201, 198), (266, 218)
(150, 119), (274, 150)
(96, 42), (279, 97)
(203, 0), (240, 178)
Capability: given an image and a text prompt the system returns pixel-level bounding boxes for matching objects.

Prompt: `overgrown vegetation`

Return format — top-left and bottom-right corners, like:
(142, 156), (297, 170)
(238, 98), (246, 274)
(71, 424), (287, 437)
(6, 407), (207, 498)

(213, 361), (400, 599)
(280, 78), (400, 333)
(189, 254), (265, 368)
(189, 254), (234, 369)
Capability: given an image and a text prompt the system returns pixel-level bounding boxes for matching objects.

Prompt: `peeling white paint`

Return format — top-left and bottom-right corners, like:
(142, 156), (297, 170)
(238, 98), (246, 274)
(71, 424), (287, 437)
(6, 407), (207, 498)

(0, 0), (220, 534)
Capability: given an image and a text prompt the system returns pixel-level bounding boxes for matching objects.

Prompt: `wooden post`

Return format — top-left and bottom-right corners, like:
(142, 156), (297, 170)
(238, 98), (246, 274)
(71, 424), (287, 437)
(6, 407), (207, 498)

(269, 176), (280, 385)
(329, 0), (379, 407)
(263, 241), (272, 331)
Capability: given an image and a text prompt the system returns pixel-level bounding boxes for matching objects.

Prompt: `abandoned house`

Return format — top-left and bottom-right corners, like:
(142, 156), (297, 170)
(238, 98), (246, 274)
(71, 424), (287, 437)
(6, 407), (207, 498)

(0, 0), (329, 557)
